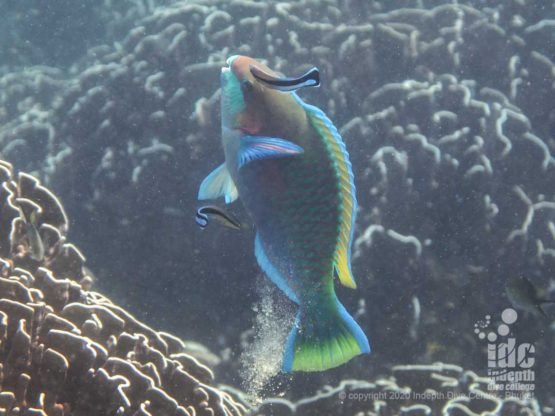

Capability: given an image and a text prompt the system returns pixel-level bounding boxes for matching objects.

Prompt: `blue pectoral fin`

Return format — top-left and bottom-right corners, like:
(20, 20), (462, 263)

(198, 163), (238, 204)
(282, 298), (370, 372)
(238, 136), (304, 169)
(255, 233), (299, 304)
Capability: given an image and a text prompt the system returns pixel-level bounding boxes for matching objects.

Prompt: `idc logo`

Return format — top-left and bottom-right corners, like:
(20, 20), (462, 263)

(474, 308), (535, 397)
(487, 338), (534, 370)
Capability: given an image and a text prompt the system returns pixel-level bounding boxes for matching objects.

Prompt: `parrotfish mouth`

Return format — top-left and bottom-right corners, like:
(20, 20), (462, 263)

(222, 55), (238, 72)
(220, 56), (234, 77)
(249, 65), (320, 92)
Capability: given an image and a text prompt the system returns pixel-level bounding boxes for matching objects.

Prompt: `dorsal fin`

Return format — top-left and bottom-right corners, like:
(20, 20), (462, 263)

(296, 95), (358, 289)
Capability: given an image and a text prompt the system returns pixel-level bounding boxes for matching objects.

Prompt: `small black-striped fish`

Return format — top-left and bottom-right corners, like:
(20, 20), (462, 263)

(195, 205), (241, 230)
(23, 210), (44, 261)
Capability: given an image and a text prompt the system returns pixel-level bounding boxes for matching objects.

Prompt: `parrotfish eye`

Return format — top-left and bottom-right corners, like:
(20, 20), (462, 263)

(241, 79), (254, 92)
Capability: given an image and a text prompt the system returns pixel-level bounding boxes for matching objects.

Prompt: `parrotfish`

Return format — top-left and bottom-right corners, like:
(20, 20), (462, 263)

(198, 55), (370, 372)
(196, 205), (242, 230)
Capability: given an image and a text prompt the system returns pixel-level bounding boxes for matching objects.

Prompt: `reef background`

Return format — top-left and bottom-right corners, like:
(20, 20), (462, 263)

(1, 0), (554, 413)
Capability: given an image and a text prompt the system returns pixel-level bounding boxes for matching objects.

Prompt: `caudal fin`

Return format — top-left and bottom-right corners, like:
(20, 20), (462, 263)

(282, 298), (370, 372)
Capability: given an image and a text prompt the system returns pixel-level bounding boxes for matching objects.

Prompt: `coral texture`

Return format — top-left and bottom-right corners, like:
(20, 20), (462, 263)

(0, 160), (245, 415)
(246, 363), (540, 415)
(2, 0), (553, 328)
(0, 0), (554, 408)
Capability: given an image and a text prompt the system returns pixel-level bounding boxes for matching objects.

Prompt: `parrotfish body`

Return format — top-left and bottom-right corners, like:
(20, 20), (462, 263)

(198, 55), (370, 372)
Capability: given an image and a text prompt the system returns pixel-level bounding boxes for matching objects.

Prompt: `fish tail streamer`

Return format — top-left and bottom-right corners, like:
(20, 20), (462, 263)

(282, 295), (370, 372)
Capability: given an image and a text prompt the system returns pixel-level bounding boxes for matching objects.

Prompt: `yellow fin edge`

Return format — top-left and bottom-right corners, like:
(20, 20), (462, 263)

(306, 108), (357, 289)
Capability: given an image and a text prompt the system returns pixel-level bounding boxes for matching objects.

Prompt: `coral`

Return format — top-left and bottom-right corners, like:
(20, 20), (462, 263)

(343, 74), (555, 403)
(246, 363), (540, 415)
(3, 0), (552, 214)
(0, 67), (68, 177)
(0, 0), (178, 68)
(1, 0), (554, 407)
(350, 72), (555, 279)
(0, 160), (245, 415)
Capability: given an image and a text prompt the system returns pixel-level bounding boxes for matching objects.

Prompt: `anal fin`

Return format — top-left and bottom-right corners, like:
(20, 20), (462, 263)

(255, 233), (299, 304)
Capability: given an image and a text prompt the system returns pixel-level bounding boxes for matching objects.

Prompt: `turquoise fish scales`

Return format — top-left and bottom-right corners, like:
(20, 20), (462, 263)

(237, 132), (340, 299)
(198, 55), (370, 372)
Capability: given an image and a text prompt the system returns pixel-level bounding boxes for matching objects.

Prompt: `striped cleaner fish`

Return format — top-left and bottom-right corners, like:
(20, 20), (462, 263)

(196, 205), (242, 230)
(198, 55), (370, 372)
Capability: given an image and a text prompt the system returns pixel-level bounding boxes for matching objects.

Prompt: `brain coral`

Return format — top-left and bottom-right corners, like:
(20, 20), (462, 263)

(0, 160), (245, 415)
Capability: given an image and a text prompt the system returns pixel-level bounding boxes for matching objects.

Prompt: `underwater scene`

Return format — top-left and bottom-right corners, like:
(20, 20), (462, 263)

(1, 0), (554, 414)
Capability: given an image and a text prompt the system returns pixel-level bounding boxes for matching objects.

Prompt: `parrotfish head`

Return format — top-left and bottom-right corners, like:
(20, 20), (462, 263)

(220, 55), (320, 136)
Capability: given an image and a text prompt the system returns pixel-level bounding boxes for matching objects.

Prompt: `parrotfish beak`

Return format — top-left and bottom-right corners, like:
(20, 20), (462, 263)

(221, 55), (239, 83)
(222, 55), (242, 77)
